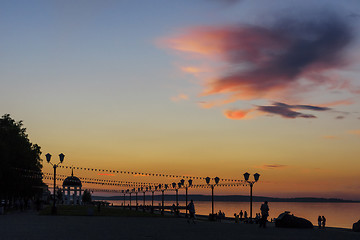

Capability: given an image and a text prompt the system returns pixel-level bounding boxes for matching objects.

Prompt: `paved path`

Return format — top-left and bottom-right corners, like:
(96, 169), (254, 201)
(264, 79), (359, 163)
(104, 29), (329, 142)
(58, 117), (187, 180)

(0, 211), (359, 240)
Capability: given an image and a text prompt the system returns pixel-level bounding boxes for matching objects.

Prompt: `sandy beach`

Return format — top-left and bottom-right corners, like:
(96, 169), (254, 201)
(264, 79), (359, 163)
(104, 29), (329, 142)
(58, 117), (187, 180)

(1, 211), (358, 240)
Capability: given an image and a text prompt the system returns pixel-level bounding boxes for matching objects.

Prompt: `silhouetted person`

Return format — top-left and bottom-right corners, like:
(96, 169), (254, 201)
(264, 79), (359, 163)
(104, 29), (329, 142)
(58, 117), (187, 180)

(171, 204), (175, 214)
(239, 210), (243, 219)
(259, 201), (269, 228)
(322, 216), (326, 228)
(234, 213), (239, 223)
(218, 210), (222, 222)
(187, 200), (196, 224)
(318, 216), (322, 229)
(255, 213), (260, 224)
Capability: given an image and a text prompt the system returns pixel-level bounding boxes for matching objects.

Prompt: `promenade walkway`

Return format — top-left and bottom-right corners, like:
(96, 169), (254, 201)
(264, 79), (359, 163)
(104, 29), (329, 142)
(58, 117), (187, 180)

(0, 211), (358, 240)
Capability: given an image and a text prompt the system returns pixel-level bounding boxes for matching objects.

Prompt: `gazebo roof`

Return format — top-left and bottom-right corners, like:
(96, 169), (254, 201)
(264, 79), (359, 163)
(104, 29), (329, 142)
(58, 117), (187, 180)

(63, 169), (82, 187)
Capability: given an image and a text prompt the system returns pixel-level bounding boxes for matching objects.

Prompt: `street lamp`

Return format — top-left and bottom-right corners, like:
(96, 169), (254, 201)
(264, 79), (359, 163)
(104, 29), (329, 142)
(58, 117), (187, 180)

(243, 172), (260, 221)
(205, 176), (220, 217)
(158, 184), (164, 215)
(172, 182), (180, 207)
(180, 179), (193, 217)
(45, 153), (65, 215)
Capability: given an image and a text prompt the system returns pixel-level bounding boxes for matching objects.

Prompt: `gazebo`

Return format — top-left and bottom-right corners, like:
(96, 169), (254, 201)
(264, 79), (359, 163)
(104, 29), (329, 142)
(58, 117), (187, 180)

(62, 169), (82, 205)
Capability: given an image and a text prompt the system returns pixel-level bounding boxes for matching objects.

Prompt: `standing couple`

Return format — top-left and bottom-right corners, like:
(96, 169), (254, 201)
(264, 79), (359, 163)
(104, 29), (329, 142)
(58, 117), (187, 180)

(318, 216), (326, 228)
(259, 201), (270, 228)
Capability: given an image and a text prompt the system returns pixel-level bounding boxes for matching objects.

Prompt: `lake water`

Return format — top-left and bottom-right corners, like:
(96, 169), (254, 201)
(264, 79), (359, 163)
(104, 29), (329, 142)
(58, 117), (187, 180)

(107, 199), (360, 229)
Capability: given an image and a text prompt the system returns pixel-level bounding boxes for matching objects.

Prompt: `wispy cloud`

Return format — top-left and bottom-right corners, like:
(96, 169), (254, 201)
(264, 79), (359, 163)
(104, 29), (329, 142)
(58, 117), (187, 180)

(257, 102), (330, 119)
(348, 129), (360, 136)
(256, 164), (288, 170)
(224, 102), (331, 119)
(171, 93), (189, 102)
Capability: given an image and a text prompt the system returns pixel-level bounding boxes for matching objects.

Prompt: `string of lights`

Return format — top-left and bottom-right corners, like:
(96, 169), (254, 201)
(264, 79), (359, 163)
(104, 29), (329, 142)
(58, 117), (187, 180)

(14, 167), (248, 190)
(56, 165), (245, 183)
(42, 172), (163, 186)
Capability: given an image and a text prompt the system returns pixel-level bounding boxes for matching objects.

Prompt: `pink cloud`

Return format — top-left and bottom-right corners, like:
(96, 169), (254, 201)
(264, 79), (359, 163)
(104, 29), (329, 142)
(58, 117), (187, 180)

(160, 13), (356, 116)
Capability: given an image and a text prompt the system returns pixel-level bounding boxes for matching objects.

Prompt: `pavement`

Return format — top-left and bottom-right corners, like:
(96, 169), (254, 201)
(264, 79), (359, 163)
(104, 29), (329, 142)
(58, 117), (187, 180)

(0, 210), (359, 240)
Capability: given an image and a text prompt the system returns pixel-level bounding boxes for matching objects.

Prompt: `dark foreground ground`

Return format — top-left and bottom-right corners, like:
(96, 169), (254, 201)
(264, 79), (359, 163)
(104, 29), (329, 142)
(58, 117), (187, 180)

(0, 211), (359, 240)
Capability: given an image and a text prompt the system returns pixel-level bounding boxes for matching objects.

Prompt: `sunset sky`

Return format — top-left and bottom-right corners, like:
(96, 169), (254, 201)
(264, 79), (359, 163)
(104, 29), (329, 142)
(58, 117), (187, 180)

(1, 0), (360, 200)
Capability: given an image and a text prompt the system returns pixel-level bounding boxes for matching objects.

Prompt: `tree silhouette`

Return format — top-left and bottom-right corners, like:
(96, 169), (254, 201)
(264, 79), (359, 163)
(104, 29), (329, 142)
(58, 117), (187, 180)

(82, 189), (92, 204)
(0, 114), (44, 209)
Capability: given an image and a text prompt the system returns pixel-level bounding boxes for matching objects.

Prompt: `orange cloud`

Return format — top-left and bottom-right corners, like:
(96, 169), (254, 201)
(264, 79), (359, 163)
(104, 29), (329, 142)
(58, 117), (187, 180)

(348, 130), (360, 136)
(224, 109), (251, 119)
(171, 93), (189, 102)
(160, 27), (228, 58)
(181, 66), (204, 74)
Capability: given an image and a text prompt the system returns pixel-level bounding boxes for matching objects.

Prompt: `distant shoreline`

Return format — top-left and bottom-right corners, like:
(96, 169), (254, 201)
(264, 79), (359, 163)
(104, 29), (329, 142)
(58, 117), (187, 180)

(93, 194), (360, 203)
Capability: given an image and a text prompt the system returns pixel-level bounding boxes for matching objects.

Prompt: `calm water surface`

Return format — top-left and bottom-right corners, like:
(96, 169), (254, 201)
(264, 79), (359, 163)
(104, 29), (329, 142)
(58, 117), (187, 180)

(108, 199), (360, 229)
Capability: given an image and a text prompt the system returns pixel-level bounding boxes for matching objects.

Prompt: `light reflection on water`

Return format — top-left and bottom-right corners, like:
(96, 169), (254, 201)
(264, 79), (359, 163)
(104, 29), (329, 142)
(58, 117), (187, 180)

(107, 199), (360, 229)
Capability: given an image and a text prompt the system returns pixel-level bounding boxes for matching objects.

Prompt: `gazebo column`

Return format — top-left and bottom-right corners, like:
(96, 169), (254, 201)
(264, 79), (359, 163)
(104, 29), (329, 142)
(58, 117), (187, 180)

(79, 188), (82, 204)
(67, 186), (71, 205)
(74, 187), (78, 205)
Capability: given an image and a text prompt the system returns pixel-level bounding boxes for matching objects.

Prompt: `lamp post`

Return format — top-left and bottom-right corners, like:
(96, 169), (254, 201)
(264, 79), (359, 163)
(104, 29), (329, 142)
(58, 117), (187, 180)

(172, 182), (179, 207)
(205, 176), (220, 217)
(158, 184), (165, 215)
(180, 179), (193, 217)
(45, 153), (65, 215)
(243, 172), (260, 221)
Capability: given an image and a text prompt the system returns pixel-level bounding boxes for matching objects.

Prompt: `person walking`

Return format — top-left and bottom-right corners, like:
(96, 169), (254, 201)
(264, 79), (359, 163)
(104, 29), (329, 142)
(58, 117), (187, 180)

(187, 200), (196, 224)
(318, 216), (322, 229)
(322, 216), (326, 228)
(259, 201), (269, 228)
